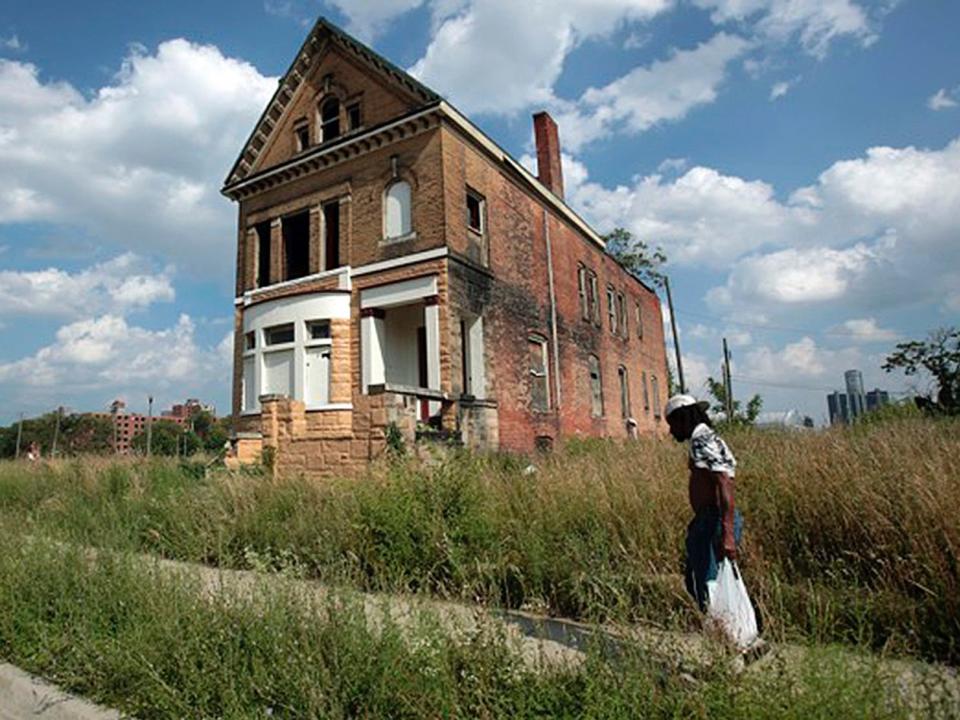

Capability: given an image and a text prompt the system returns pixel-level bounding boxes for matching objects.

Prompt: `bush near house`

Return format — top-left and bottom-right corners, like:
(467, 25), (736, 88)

(0, 417), (957, 664)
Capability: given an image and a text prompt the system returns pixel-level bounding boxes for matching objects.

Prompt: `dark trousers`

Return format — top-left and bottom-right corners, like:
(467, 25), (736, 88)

(684, 507), (743, 611)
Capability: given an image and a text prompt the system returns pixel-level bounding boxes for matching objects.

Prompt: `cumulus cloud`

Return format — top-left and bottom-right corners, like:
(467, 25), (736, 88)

(410, 0), (673, 116)
(927, 87), (958, 111)
(694, 0), (875, 58)
(0, 314), (229, 393)
(0, 42), (277, 276)
(769, 75), (799, 100)
(834, 318), (899, 343)
(0, 254), (174, 318)
(0, 34), (24, 52)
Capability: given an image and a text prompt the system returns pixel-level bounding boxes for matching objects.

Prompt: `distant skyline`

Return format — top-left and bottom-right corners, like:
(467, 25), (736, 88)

(0, 1), (957, 424)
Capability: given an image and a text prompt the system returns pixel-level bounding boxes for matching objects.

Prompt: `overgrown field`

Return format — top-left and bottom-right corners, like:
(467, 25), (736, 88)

(0, 537), (930, 719)
(1, 417), (957, 664)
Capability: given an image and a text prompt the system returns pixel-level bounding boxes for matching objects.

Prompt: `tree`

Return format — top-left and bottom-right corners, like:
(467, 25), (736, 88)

(131, 420), (200, 457)
(0, 412), (114, 458)
(705, 376), (763, 426)
(603, 227), (667, 288)
(882, 327), (960, 414)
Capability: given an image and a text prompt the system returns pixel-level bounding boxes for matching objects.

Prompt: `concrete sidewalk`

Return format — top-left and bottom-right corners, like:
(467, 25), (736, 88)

(0, 664), (122, 720)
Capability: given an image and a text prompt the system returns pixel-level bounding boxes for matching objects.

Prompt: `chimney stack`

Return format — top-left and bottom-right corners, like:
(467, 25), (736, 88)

(533, 111), (564, 199)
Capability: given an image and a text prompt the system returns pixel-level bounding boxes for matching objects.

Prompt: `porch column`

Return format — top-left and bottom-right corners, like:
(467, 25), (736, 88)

(424, 295), (441, 415)
(361, 308), (386, 392)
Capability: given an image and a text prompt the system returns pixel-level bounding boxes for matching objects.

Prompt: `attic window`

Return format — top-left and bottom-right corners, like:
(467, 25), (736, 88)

(294, 121), (310, 152)
(347, 102), (362, 131)
(320, 98), (340, 142)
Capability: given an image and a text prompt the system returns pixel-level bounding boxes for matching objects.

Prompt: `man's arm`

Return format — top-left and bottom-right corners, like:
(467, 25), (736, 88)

(714, 471), (737, 561)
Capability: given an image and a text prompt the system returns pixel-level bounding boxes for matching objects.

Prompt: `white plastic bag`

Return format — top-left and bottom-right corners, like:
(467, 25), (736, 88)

(706, 559), (759, 649)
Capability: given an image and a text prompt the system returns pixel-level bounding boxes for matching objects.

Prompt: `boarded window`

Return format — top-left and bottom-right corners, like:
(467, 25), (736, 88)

(255, 221), (271, 288)
(282, 211), (310, 281)
(263, 349), (294, 397)
(589, 355), (603, 418)
(384, 181), (412, 239)
(651, 375), (661, 419)
(323, 201), (340, 270)
(242, 356), (256, 412)
(304, 346), (331, 406)
(528, 334), (549, 411)
(619, 365), (630, 419)
(320, 98), (340, 141)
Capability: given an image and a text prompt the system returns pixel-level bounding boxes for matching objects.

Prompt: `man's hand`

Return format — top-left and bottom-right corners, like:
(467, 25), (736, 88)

(721, 536), (737, 562)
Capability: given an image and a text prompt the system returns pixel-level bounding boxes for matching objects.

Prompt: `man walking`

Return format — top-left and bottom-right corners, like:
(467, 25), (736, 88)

(664, 394), (742, 612)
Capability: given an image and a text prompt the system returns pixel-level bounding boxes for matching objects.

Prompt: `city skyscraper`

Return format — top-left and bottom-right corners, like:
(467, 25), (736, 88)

(845, 369), (866, 420)
(866, 388), (890, 412)
(827, 391), (850, 425)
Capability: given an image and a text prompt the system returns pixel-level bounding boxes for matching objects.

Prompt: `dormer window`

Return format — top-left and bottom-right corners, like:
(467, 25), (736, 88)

(294, 121), (310, 152)
(320, 98), (340, 142)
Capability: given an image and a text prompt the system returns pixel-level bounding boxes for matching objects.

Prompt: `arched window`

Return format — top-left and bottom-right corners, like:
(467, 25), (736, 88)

(319, 98), (340, 142)
(384, 181), (412, 239)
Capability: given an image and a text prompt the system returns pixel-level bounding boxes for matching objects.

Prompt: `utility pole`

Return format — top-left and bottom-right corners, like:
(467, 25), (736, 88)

(722, 338), (734, 421)
(51, 406), (62, 459)
(14, 412), (23, 460)
(663, 275), (685, 394)
(146, 395), (154, 458)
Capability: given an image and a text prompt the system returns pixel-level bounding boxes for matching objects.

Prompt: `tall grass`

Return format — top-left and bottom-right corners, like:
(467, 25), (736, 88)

(0, 536), (924, 719)
(1, 417), (957, 663)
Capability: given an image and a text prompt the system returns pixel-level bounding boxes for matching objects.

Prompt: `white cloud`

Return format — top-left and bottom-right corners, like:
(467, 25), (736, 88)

(694, 0), (875, 58)
(743, 336), (828, 378)
(769, 75), (799, 100)
(1, 34), (24, 52)
(410, 0), (673, 116)
(326, 0), (427, 39)
(0, 314), (228, 393)
(835, 318), (899, 343)
(0, 254), (174, 317)
(0, 42), (277, 276)
(657, 157), (689, 173)
(927, 87), (958, 111)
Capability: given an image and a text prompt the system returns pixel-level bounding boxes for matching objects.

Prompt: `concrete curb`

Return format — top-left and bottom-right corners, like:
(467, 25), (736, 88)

(0, 664), (123, 720)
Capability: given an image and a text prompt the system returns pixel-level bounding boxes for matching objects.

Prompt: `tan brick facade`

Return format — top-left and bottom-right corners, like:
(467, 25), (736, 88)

(223, 19), (669, 477)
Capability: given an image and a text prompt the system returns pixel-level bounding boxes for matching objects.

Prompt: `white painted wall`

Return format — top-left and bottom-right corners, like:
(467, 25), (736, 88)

(384, 304), (422, 387)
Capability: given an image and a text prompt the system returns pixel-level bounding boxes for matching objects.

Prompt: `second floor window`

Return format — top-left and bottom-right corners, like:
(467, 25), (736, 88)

(589, 354), (603, 417)
(616, 292), (627, 337)
(578, 265), (589, 320)
(636, 301), (644, 339)
(384, 181), (412, 239)
(607, 286), (617, 334)
(319, 98), (340, 142)
(294, 121), (310, 152)
(528, 334), (549, 412)
(466, 189), (484, 234)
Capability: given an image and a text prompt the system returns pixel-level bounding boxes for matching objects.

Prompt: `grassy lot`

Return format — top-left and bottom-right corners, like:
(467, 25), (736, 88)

(0, 536), (932, 719)
(0, 417), (957, 664)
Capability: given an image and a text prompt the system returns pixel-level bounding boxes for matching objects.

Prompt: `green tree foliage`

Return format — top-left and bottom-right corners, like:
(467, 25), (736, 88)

(0, 412), (114, 458)
(189, 410), (229, 453)
(883, 327), (960, 414)
(131, 420), (201, 457)
(705, 376), (763, 426)
(602, 227), (667, 288)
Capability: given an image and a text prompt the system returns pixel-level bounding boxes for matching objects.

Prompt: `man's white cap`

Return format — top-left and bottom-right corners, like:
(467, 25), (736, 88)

(664, 394), (710, 418)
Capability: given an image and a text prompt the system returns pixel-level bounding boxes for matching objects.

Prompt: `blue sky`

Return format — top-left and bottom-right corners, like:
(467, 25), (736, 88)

(0, 0), (957, 424)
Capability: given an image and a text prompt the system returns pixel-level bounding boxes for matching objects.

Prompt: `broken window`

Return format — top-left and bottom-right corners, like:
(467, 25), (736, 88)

(588, 271), (600, 325)
(255, 221), (271, 288)
(651, 375), (661, 419)
(282, 211), (310, 281)
(619, 365), (630, 419)
(294, 120), (310, 152)
(642, 370), (650, 413)
(264, 323), (295, 346)
(384, 181), (412, 239)
(617, 292), (627, 337)
(589, 354), (603, 418)
(577, 265), (589, 320)
(323, 201), (341, 270)
(528, 333), (549, 411)
(607, 286), (617, 334)
(244, 331), (256, 351)
(319, 97), (340, 142)
(347, 102), (362, 131)
(466, 189), (484, 234)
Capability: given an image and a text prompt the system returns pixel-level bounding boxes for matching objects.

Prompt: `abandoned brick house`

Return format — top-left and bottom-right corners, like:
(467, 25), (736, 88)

(223, 18), (670, 476)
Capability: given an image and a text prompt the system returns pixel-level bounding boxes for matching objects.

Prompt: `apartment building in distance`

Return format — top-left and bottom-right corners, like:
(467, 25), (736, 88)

(223, 18), (670, 477)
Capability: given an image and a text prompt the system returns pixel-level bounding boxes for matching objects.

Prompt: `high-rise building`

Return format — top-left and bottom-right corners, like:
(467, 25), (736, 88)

(827, 391), (850, 425)
(866, 388), (890, 412)
(845, 369), (866, 420)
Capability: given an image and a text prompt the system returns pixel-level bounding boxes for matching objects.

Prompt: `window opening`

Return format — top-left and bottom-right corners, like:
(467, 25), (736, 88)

(642, 370), (650, 412)
(323, 201), (341, 270)
(384, 181), (412, 239)
(589, 355), (603, 417)
(528, 334), (549, 411)
(619, 366), (630, 419)
(617, 292), (627, 337)
(466, 190), (484, 234)
(294, 121), (310, 152)
(244, 331), (256, 351)
(255, 221), (271, 288)
(636, 301), (643, 339)
(651, 375), (661, 419)
(282, 211), (310, 281)
(607, 286), (617, 334)
(588, 272), (600, 325)
(264, 323), (295, 346)
(320, 98), (340, 142)
(347, 102), (361, 131)
(577, 265), (589, 320)
(306, 320), (331, 341)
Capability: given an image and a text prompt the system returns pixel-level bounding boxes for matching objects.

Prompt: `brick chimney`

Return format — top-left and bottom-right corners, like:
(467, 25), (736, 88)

(533, 111), (564, 199)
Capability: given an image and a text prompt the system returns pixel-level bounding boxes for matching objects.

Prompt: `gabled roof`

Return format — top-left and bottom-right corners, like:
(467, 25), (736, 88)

(223, 17), (441, 187)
